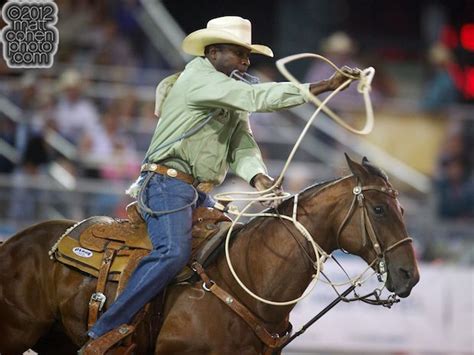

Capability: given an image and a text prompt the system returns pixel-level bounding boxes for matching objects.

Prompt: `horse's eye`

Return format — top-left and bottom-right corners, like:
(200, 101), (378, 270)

(373, 205), (385, 216)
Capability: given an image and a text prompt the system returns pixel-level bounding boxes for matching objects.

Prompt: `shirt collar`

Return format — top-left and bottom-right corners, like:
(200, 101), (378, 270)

(186, 57), (216, 72)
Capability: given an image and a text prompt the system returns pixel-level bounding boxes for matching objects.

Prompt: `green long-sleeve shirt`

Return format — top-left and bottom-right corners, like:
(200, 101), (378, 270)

(145, 57), (309, 185)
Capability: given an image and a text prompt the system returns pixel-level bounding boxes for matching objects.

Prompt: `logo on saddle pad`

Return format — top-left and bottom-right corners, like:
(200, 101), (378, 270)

(72, 247), (93, 258)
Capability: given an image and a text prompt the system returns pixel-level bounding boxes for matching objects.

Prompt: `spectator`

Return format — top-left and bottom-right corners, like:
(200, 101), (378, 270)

(79, 109), (139, 181)
(8, 73), (43, 156)
(306, 32), (364, 110)
(435, 157), (474, 219)
(91, 20), (138, 68)
(420, 42), (462, 112)
(0, 117), (16, 173)
(79, 109), (139, 216)
(114, 91), (140, 133)
(8, 135), (51, 222)
(111, 0), (147, 61)
(51, 69), (101, 145)
(305, 31), (393, 111)
(434, 127), (474, 219)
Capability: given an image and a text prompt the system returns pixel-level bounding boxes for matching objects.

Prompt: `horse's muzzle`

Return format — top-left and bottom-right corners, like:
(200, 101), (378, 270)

(387, 265), (420, 298)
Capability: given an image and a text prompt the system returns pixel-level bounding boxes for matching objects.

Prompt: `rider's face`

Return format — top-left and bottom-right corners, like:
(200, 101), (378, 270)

(208, 44), (251, 76)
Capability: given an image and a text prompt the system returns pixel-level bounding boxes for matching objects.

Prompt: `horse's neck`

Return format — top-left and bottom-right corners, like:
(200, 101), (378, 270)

(216, 183), (341, 326)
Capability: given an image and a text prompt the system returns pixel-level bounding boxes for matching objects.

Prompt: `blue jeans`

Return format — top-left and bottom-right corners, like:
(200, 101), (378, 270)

(88, 173), (214, 338)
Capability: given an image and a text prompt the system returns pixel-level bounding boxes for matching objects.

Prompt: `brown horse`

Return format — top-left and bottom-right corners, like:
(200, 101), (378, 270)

(0, 156), (419, 355)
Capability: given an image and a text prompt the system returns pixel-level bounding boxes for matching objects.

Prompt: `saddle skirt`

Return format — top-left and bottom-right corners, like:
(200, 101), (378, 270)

(52, 202), (233, 283)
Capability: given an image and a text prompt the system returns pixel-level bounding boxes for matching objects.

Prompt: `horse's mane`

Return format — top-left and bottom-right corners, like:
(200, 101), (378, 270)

(362, 158), (389, 182)
(297, 176), (345, 200)
(247, 176), (345, 223)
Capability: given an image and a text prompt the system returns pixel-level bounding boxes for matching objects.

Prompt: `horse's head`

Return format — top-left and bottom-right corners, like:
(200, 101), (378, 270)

(335, 154), (420, 297)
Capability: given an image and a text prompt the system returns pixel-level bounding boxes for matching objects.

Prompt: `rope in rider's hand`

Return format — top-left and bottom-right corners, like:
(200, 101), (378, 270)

(252, 174), (284, 208)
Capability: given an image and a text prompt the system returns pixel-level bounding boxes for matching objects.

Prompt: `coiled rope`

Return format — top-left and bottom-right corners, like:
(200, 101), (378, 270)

(213, 53), (377, 305)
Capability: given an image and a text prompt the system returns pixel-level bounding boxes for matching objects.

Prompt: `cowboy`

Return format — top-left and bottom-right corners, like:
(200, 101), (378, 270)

(81, 15), (357, 349)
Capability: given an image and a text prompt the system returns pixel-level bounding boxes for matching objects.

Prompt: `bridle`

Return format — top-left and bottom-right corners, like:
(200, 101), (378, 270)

(335, 179), (413, 283)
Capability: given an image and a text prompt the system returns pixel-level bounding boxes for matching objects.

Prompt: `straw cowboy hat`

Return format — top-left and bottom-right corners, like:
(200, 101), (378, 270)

(182, 16), (273, 57)
(58, 69), (82, 89)
(322, 32), (356, 55)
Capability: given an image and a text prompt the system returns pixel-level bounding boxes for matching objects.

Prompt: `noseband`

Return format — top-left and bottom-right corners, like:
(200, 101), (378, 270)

(336, 180), (413, 281)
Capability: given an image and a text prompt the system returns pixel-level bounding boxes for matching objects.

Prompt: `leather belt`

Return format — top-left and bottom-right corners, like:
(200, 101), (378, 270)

(141, 163), (195, 184)
(141, 163), (215, 193)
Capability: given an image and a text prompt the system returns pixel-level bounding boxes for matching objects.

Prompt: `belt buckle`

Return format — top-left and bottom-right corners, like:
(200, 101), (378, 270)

(89, 292), (107, 311)
(166, 168), (178, 178)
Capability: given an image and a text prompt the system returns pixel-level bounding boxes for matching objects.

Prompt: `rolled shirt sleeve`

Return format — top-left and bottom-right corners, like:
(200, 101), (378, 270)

(186, 67), (309, 113)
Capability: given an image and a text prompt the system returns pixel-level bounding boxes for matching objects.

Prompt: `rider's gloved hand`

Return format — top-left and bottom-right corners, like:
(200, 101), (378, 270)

(251, 173), (284, 208)
(327, 66), (361, 91)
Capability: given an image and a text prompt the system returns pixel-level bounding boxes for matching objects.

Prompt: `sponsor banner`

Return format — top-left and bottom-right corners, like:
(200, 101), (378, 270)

(72, 247), (93, 258)
(287, 257), (473, 353)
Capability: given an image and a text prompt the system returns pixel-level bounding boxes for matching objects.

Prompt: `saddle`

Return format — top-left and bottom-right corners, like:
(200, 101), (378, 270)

(52, 202), (232, 284)
(51, 202), (234, 353)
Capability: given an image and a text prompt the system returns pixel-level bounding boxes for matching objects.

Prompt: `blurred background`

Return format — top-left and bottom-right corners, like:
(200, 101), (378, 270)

(0, 0), (472, 354)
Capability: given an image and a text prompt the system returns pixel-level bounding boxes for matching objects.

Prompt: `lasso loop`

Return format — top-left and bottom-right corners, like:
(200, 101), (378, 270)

(275, 52), (375, 136)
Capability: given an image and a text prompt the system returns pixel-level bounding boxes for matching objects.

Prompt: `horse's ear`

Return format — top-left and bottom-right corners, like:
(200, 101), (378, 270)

(344, 153), (368, 180)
